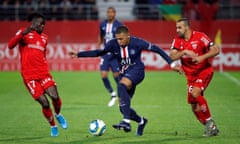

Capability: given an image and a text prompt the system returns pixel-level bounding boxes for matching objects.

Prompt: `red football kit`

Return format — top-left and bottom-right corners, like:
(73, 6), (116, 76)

(8, 28), (55, 99)
(171, 31), (214, 103)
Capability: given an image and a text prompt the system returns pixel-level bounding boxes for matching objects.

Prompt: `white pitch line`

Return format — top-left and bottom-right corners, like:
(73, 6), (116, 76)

(221, 72), (240, 86)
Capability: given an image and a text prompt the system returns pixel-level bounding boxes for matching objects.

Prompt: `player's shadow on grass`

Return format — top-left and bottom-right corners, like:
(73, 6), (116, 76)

(0, 136), (45, 143)
(160, 131), (204, 138)
(44, 134), (128, 144)
(118, 132), (205, 144)
(122, 137), (198, 144)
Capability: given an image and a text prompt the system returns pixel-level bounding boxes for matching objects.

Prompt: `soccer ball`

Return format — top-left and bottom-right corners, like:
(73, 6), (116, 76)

(89, 119), (106, 136)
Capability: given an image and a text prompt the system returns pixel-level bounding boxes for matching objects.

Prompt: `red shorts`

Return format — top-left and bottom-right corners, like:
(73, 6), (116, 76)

(24, 74), (56, 100)
(186, 68), (213, 104)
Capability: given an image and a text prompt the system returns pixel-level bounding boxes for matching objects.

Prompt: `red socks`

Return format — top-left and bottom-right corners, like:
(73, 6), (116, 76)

(42, 108), (56, 126)
(193, 96), (211, 124)
(52, 98), (62, 115)
(42, 98), (62, 126)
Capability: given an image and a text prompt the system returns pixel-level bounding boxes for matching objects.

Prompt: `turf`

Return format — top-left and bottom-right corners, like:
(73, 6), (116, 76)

(0, 71), (239, 144)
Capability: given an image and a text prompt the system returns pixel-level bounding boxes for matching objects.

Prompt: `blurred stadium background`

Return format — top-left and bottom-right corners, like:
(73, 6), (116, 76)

(0, 1), (239, 143)
(0, 0), (239, 72)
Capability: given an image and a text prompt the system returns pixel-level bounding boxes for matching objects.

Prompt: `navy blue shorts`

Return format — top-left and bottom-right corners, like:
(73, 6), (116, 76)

(100, 54), (119, 72)
(120, 66), (145, 86)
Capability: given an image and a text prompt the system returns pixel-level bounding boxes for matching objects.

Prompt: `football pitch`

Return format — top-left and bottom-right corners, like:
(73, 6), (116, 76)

(0, 71), (239, 144)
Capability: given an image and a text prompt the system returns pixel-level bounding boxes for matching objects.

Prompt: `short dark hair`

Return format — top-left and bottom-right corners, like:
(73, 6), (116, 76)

(116, 25), (129, 34)
(27, 12), (45, 22)
(177, 18), (190, 26)
(108, 6), (116, 13)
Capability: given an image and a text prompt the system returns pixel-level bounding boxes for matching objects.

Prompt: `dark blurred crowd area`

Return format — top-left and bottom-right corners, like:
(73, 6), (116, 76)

(0, 0), (98, 20)
(0, 0), (239, 21)
(135, 0), (221, 21)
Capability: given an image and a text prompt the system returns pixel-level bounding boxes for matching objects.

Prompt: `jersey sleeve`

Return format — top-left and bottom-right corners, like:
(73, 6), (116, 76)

(150, 44), (173, 64)
(136, 38), (151, 51)
(8, 28), (24, 49)
(77, 40), (113, 57)
(77, 49), (106, 57)
(170, 37), (181, 50)
(139, 38), (173, 64)
(200, 32), (213, 48)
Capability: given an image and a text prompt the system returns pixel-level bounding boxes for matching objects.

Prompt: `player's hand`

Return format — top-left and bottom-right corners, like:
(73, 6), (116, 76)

(192, 55), (204, 64)
(22, 27), (34, 35)
(172, 65), (184, 74)
(183, 50), (197, 58)
(68, 51), (78, 58)
(170, 62), (184, 74)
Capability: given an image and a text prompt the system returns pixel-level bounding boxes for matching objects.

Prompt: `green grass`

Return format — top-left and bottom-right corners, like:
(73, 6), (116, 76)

(0, 71), (239, 144)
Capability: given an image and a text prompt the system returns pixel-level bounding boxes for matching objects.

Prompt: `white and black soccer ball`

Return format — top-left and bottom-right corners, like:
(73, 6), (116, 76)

(89, 119), (106, 136)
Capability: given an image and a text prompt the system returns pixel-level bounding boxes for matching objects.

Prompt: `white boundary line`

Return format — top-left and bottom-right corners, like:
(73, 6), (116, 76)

(221, 72), (240, 86)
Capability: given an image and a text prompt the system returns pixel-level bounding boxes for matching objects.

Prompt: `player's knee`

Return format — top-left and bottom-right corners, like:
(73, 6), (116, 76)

(113, 72), (119, 78)
(119, 78), (132, 90)
(190, 88), (201, 98)
(190, 92), (197, 98)
(37, 95), (50, 108)
(46, 86), (59, 99)
(43, 103), (50, 108)
(118, 83), (127, 91)
(40, 100), (50, 108)
(101, 71), (108, 78)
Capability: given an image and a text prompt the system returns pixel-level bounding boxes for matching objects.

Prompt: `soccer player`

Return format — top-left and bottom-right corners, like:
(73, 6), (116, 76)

(169, 18), (219, 136)
(97, 6), (123, 107)
(8, 12), (68, 137)
(69, 25), (177, 136)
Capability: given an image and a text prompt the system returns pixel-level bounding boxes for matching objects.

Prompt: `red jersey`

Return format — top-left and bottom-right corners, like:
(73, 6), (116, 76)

(8, 28), (50, 80)
(171, 31), (213, 75)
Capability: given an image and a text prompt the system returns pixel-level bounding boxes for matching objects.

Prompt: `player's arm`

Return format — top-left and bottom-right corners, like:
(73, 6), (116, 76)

(169, 48), (197, 60)
(150, 45), (183, 73)
(203, 43), (219, 58)
(77, 49), (108, 57)
(70, 39), (113, 58)
(8, 27), (34, 49)
(150, 44), (173, 64)
(169, 38), (197, 60)
(169, 48), (184, 60)
(8, 29), (25, 49)
(192, 42), (219, 63)
(69, 49), (108, 58)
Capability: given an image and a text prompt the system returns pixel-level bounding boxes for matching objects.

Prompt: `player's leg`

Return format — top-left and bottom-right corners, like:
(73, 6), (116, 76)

(42, 76), (68, 129)
(113, 69), (146, 134)
(100, 57), (114, 94)
(188, 70), (219, 136)
(45, 85), (61, 114)
(37, 95), (59, 136)
(188, 86), (211, 124)
(24, 79), (58, 136)
(112, 77), (132, 132)
(108, 59), (120, 107)
(100, 57), (117, 106)
(128, 85), (148, 136)
(101, 70), (118, 107)
(101, 71), (114, 94)
(112, 72), (119, 83)
(114, 79), (148, 135)
(37, 95), (55, 125)
(110, 57), (120, 85)
(190, 88), (219, 136)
